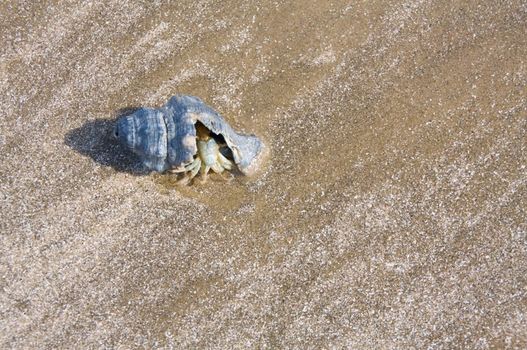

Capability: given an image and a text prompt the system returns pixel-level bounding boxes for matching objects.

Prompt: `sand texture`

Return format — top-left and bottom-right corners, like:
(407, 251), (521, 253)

(1, 0), (526, 348)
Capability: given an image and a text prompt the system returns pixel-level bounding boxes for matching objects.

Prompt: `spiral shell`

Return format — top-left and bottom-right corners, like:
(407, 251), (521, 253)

(114, 95), (265, 175)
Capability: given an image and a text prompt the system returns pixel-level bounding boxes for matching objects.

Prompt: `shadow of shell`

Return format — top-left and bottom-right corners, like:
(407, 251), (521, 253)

(64, 107), (150, 175)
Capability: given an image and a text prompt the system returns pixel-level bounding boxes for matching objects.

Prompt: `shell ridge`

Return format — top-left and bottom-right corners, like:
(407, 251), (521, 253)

(164, 97), (197, 168)
(140, 108), (169, 171)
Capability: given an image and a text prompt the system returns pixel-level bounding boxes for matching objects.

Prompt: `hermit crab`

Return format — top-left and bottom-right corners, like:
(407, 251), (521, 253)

(114, 95), (265, 183)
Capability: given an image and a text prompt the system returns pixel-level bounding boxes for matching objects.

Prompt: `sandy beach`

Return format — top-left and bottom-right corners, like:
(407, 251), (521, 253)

(1, 0), (526, 348)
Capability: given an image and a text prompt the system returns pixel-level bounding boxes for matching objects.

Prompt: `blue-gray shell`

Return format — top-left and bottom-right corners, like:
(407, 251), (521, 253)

(114, 95), (264, 174)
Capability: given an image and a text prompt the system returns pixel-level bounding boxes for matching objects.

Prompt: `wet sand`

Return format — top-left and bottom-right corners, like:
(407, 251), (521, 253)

(1, 0), (526, 348)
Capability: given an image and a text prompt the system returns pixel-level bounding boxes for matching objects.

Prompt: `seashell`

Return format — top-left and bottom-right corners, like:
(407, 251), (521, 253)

(114, 95), (265, 177)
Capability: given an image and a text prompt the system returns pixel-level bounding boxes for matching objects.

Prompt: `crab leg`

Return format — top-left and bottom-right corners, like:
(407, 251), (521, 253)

(187, 159), (201, 180)
(210, 163), (224, 173)
(173, 158), (201, 184)
(218, 153), (233, 170)
(199, 163), (211, 183)
(170, 158), (199, 173)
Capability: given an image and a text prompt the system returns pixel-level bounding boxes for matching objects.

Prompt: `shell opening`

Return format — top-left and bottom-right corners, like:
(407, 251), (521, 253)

(194, 121), (235, 163)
